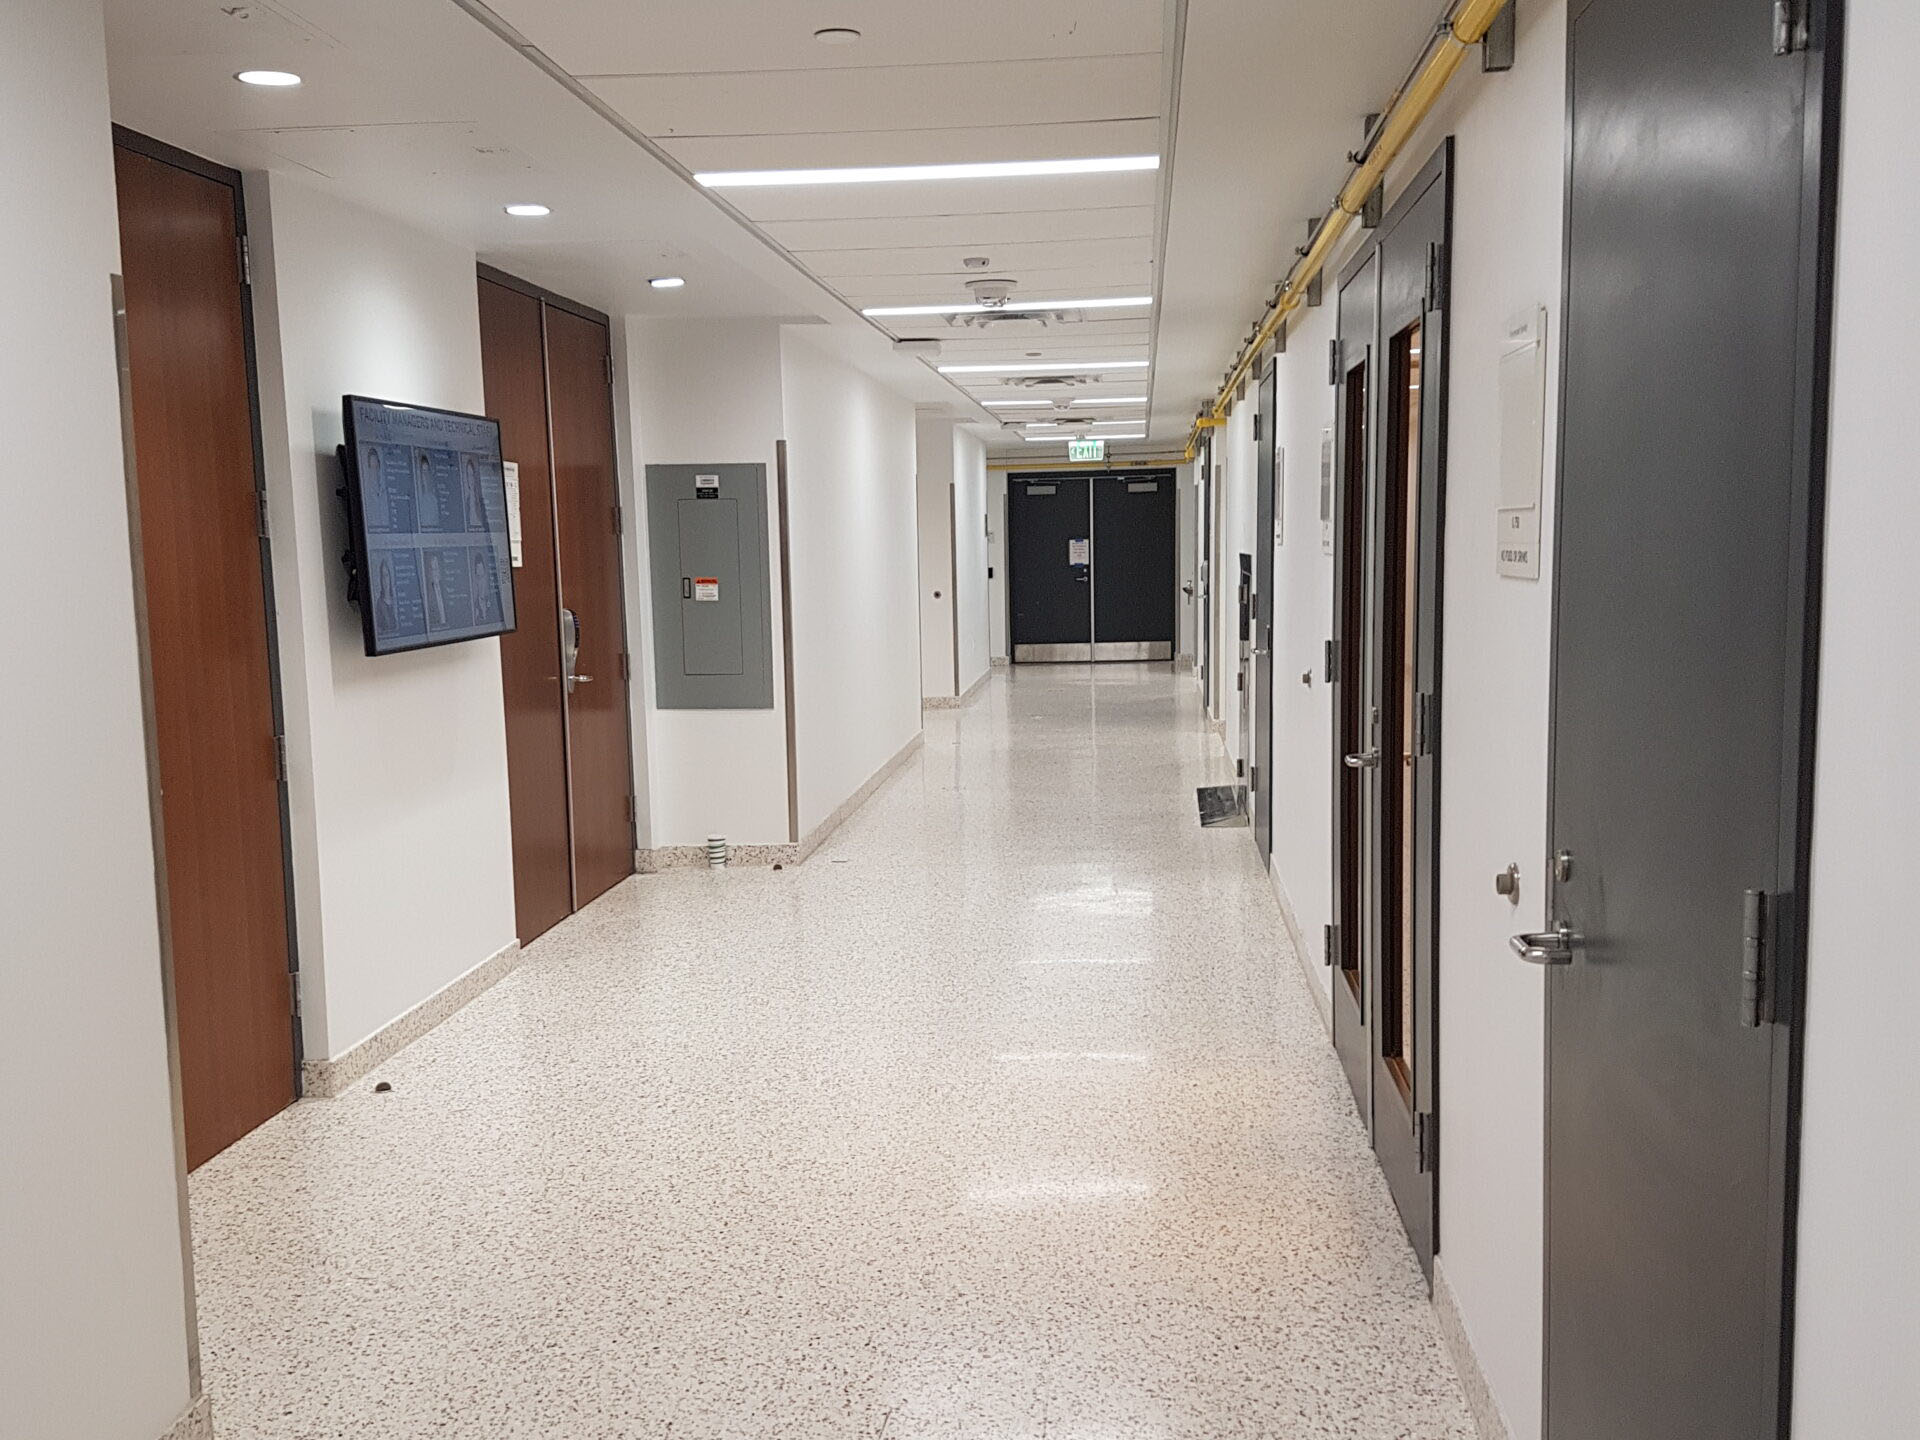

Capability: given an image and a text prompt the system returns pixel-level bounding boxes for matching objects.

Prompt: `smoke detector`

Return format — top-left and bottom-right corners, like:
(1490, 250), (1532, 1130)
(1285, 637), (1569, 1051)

(965, 277), (1018, 308)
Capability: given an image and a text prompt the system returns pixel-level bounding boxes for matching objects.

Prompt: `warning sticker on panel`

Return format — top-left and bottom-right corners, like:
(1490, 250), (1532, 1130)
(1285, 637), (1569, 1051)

(1068, 537), (1090, 566)
(693, 577), (720, 602)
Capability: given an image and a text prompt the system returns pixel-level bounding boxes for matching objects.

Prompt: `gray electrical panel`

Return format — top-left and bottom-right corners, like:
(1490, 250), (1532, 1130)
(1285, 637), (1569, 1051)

(645, 463), (774, 709)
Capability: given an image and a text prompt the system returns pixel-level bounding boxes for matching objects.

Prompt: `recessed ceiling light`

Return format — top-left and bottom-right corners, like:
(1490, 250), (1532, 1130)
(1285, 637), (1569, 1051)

(862, 296), (1153, 317)
(236, 70), (302, 87)
(695, 155), (1159, 189)
(504, 203), (551, 217)
(649, 276), (686, 289)
(1071, 396), (1147, 406)
(939, 361), (1151, 374)
(814, 26), (861, 44)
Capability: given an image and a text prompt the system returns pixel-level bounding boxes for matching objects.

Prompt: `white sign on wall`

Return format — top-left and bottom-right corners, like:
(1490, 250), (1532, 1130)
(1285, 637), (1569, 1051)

(501, 460), (524, 568)
(1496, 307), (1548, 580)
(1318, 428), (1335, 555)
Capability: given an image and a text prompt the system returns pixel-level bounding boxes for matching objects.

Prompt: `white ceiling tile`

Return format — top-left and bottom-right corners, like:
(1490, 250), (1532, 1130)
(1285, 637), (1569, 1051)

(760, 206), (1157, 253)
(724, 171), (1160, 224)
(590, 56), (1161, 141)
(486, 0), (1165, 77)
(798, 236), (1150, 279)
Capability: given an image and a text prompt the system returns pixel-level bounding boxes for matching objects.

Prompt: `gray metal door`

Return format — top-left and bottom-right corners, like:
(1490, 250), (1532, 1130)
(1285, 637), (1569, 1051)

(1539, 1), (1835, 1435)
(1253, 364), (1278, 861)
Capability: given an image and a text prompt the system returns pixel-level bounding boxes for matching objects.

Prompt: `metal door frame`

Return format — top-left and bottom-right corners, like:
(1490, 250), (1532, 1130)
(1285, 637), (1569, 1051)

(1541, 2), (1842, 1429)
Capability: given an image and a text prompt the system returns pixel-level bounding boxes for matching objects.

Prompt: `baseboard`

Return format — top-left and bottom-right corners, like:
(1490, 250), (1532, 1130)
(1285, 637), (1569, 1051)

(1175, 652), (1194, 670)
(301, 939), (521, 1097)
(794, 731), (923, 862)
(637, 842), (798, 871)
(160, 1393), (214, 1440)
(990, 656), (1010, 666)
(1268, 865), (1332, 1036)
(635, 733), (924, 873)
(1432, 1257), (1514, 1440)
(924, 668), (991, 710)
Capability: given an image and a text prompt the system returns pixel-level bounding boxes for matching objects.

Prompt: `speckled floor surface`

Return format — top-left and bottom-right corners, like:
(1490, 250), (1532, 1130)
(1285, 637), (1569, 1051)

(189, 664), (1474, 1439)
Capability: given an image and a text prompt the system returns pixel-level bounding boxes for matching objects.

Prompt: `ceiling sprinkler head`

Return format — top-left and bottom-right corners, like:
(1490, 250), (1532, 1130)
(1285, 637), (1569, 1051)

(965, 277), (1017, 309)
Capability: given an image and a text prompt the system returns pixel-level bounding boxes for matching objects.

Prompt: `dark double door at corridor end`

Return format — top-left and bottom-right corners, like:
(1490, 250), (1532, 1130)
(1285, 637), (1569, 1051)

(1008, 470), (1176, 662)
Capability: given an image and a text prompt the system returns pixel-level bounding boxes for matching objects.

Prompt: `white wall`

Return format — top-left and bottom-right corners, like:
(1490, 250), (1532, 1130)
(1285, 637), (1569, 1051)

(1793, 3), (1920, 1432)
(1266, 299), (1338, 999)
(624, 319), (791, 847)
(0, 3), (198, 1437)
(1240, 5), (1568, 1433)
(951, 427), (992, 693)
(248, 173), (517, 1061)
(782, 332), (923, 831)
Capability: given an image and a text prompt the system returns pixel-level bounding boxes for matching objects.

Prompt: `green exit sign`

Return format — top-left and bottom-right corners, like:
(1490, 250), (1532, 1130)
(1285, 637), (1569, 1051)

(1068, 438), (1107, 462)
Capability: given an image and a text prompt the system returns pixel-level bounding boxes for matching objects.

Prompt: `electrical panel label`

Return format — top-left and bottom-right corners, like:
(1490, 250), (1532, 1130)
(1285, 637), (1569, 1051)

(693, 577), (720, 602)
(695, 473), (721, 498)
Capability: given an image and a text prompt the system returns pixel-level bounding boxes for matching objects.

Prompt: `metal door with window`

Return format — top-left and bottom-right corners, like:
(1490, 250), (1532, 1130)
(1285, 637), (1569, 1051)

(1536, 2), (1835, 1435)
(1252, 363), (1279, 861)
(1333, 140), (1452, 1276)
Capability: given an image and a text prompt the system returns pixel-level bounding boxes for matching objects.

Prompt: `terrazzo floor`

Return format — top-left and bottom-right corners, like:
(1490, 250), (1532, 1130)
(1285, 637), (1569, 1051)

(188, 663), (1475, 1439)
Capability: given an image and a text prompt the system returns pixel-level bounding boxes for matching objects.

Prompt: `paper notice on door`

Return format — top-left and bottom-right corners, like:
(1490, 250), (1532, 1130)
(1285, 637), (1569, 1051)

(501, 460), (524, 567)
(1497, 506), (1541, 579)
(693, 577), (720, 602)
(1068, 537), (1090, 566)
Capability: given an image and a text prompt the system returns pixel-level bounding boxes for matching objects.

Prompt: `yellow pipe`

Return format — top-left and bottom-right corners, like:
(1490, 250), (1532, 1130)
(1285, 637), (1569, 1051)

(1185, 0), (1509, 459)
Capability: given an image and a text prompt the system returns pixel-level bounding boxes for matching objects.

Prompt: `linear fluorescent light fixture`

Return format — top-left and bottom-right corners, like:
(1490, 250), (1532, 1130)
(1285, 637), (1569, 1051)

(863, 296), (1153, 317)
(940, 360), (1150, 375)
(1024, 432), (1146, 443)
(696, 155), (1158, 189)
(982, 400), (1053, 408)
(1071, 396), (1147, 406)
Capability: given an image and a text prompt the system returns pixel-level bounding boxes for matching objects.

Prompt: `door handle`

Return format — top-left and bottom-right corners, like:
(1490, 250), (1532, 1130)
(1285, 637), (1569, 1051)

(1510, 923), (1583, 966)
(572, 675), (594, 685)
(1344, 749), (1380, 768)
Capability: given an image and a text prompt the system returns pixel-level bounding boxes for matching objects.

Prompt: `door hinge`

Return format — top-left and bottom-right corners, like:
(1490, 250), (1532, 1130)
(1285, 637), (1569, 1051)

(1414, 1111), (1437, 1173)
(288, 971), (302, 1018)
(611, 503), (624, 536)
(1415, 691), (1437, 756)
(1324, 638), (1338, 684)
(1772, 0), (1809, 54)
(619, 650), (631, 680)
(1253, 413), (1262, 444)
(237, 233), (252, 288)
(273, 733), (289, 783)
(255, 487), (271, 539)
(1249, 763), (1258, 794)
(604, 351), (615, 387)
(1741, 889), (1769, 1027)
(1329, 338), (1342, 386)
(626, 794), (637, 824)
(1424, 241), (1448, 311)
(1324, 922), (1337, 967)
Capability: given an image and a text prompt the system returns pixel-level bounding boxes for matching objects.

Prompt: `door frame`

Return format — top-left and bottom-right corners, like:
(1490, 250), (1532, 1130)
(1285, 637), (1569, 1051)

(1541, 2), (1842, 1427)
(111, 125), (305, 1091)
(1331, 137), (1454, 1277)
(1252, 361), (1278, 861)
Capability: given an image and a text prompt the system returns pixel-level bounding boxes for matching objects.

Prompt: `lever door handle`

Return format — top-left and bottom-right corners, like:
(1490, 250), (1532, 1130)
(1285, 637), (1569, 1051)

(1344, 749), (1380, 769)
(572, 675), (594, 685)
(1510, 924), (1583, 966)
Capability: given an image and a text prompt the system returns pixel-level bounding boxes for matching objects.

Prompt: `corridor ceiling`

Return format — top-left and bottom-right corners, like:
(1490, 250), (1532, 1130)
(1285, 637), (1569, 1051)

(105, 0), (1444, 458)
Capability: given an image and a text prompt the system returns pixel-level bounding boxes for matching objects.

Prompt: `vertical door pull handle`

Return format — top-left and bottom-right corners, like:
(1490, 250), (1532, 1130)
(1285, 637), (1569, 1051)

(1510, 924), (1582, 966)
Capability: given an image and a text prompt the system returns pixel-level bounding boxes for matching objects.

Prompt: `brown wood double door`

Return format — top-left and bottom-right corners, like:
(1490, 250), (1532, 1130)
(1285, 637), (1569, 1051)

(113, 131), (298, 1168)
(478, 270), (635, 943)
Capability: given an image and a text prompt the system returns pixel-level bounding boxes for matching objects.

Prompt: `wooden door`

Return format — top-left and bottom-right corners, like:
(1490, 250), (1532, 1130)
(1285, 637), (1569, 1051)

(479, 278), (573, 943)
(545, 306), (635, 907)
(114, 134), (296, 1168)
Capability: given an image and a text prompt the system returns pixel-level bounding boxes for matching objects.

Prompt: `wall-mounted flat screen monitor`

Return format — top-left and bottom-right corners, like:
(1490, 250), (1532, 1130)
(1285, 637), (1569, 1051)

(340, 396), (517, 657)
